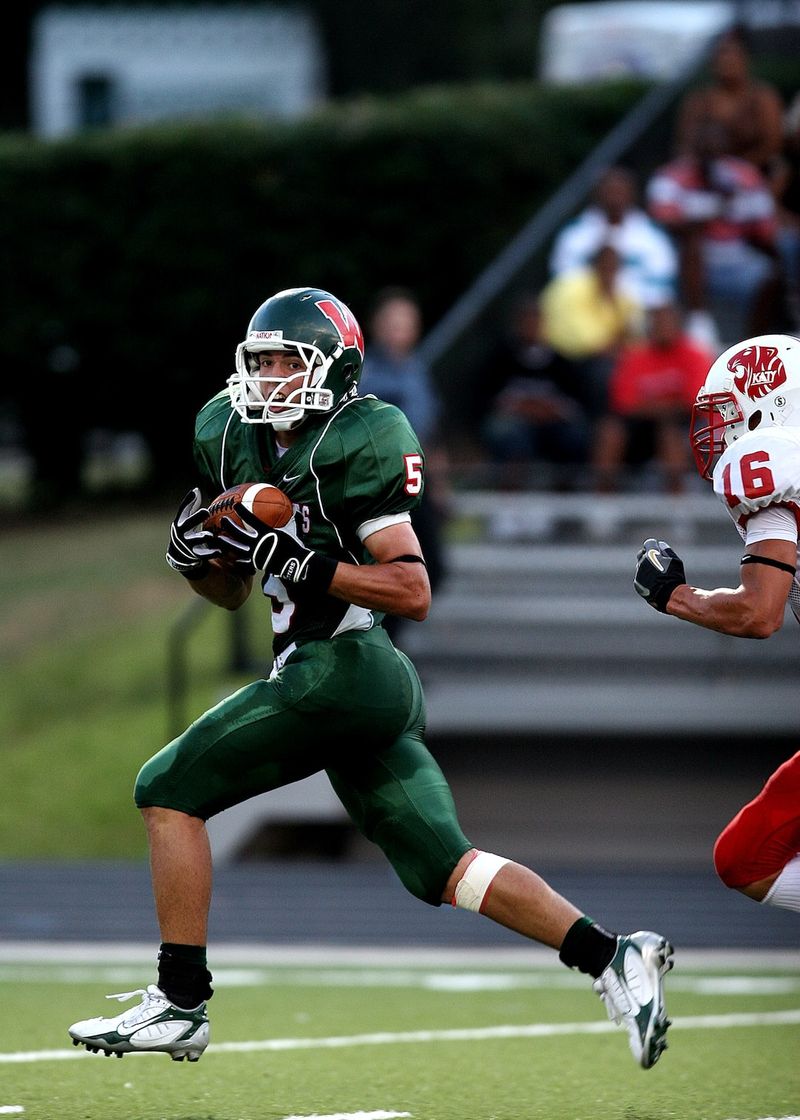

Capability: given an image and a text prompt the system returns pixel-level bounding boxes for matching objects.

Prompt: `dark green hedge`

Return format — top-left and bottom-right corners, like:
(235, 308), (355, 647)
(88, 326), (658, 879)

(1, 79), (645, 490)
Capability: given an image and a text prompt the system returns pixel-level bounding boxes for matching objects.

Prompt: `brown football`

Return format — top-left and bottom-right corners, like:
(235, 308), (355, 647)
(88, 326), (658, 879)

(204, 482), (293, 533)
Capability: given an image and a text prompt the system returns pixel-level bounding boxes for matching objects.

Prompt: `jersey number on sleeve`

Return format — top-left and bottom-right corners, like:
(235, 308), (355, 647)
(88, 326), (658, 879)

(722, 451), (775, 508)
(403, 453), (424, 495)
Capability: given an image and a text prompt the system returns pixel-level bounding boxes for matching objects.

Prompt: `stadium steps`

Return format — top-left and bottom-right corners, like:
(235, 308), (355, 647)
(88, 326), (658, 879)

(397, 493), (800, 736)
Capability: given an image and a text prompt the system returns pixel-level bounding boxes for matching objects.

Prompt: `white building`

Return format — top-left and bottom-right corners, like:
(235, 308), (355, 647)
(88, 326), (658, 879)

(539, 1), (734, 83)
(30, 4), (326, 137)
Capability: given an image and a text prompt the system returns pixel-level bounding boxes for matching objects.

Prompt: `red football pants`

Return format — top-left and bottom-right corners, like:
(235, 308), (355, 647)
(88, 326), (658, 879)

(714, 751), (800, 889)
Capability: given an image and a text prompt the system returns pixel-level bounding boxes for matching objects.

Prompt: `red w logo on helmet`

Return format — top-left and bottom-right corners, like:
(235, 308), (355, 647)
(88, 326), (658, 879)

(728, 344), (787, 401)
(316, 299), (364, 358)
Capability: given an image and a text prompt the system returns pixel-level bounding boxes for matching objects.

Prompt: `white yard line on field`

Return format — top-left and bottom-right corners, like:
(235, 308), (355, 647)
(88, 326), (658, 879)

(281, 1113), (410, 1120)
(1, 1009), (799, 1064)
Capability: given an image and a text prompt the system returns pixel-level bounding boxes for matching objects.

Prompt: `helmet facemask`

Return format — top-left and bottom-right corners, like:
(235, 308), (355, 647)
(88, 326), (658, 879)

(690, 391), (743, 479)
(228, 339), (337, 430)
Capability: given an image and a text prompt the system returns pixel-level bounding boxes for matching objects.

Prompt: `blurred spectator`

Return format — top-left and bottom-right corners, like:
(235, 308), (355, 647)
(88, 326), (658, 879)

(592, 303), (712, 493)
(675, 27), (785, 184)
(647, 118), (780, 350)
(361, 287), (438, 449)
(539, 243), (644, 420)
(774, 92), (800, 327)
(550, 166), (678, 309)
(481, 292), (590, 486)
(360, 286), (447, 639)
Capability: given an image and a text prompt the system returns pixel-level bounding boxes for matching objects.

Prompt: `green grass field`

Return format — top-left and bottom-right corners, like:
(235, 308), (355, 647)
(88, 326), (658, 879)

(1, 948), (798, 1120)
(0, 509), (274, 857)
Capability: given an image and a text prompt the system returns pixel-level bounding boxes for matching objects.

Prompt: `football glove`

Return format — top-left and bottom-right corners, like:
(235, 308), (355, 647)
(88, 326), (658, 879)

(219, 504), (338, 591)
(634, 538), (686, 613)
(166, 488), (221, 580)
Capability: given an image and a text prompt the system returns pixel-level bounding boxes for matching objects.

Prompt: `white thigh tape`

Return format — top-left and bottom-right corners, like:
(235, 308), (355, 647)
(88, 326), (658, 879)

(453, 851), (510, 913)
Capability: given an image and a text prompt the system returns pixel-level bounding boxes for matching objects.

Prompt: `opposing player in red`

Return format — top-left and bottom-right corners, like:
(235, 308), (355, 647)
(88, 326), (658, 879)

(634, 334), (800, 914)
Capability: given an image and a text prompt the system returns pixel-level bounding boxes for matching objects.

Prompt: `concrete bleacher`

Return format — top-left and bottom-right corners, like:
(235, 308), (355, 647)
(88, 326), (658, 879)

(402, 490), (800, 738)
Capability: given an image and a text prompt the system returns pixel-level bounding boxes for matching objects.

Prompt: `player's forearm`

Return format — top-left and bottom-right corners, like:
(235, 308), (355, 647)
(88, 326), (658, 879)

(187, 560), (253, 611)
(327, 561), (431, 621)
(666, 583), (781, 638)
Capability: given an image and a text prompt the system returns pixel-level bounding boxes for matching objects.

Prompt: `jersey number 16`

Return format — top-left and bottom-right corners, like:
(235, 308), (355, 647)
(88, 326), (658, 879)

(723, 451), (775, 508)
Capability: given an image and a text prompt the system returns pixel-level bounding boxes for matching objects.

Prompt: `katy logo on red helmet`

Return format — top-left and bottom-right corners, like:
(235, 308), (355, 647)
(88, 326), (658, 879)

(728, 344), (787, 401)
(316, 299), (364, 358)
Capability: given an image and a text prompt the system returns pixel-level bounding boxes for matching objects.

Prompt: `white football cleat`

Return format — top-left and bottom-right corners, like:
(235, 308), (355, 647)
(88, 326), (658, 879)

(593, 931), (674, 1068)
(68, 985), (209, 1061)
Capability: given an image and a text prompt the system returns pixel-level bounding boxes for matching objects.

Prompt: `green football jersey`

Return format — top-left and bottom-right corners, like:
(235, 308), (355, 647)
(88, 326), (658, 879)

(193, 391), (425, 656)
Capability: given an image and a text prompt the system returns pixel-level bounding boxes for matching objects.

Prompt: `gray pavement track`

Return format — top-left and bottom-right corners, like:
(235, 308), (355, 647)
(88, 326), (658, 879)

(1, 859), (796, 950)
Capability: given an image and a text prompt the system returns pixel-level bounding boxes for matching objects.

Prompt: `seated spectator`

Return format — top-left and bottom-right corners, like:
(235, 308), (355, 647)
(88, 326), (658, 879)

(647, 118), (780, 350)
(481, 292), (591, 485)
(550, 165), (678, 310)
(539, 243), (644, 420)
(592, 303), (712, 493)
(360, 287), (447, 639)
(675, 27), (785, 184)
(775, 91), (800, 327)
(361, 287), (438, 449)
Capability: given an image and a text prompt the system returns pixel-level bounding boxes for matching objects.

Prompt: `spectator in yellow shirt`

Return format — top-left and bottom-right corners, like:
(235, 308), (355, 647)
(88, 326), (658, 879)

(539, 244), (643, 419)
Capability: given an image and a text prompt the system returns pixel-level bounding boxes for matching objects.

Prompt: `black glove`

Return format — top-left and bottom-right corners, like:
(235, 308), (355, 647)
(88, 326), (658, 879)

(219, 504), (338, 591)
(166, 488), (221, 580)
(634, 538), (686, 613)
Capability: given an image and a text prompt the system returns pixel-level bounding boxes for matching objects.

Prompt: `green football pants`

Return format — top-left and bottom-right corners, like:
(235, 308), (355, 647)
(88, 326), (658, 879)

(135, 627), (472, 904)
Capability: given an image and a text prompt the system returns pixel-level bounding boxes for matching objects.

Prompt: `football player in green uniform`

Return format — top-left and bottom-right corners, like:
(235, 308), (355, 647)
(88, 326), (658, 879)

(69, 287), (673, 1069)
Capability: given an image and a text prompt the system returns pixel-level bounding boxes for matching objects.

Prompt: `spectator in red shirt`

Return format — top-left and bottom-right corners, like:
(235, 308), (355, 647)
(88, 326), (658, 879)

(592, 303), (712, 492)
(647, 119), (781, 349)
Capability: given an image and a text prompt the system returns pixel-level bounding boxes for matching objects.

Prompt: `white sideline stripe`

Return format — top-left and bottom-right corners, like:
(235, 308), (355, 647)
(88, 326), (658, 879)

(0, 943), (796, 970)
(2, 965), (798, 997)
(5, 1009), (800, 1065)
(0, 1109), (24, 1115)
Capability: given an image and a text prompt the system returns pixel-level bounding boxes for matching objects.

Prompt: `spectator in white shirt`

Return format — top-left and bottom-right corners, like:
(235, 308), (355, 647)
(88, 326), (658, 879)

(550, 166), (678, 311)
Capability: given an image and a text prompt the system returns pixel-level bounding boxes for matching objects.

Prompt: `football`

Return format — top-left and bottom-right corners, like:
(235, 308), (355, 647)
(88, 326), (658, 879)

(204, 482), (293, 533)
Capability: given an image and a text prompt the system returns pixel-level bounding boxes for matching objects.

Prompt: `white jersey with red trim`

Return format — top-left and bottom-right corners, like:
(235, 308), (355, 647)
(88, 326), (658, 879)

(712, 427), (800, 623)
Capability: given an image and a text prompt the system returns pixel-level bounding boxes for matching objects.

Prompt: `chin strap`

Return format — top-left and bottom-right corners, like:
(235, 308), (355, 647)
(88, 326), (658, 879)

(741, 554), (797, 576)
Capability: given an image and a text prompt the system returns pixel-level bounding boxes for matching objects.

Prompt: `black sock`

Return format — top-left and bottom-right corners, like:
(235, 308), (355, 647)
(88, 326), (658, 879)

(157, 943), (213, 1008)
(558, 916), (617, 978)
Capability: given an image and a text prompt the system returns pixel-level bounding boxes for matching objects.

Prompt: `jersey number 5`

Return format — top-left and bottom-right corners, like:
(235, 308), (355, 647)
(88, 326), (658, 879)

(404, 453), (424, 495)
(722, 451), (775, 508)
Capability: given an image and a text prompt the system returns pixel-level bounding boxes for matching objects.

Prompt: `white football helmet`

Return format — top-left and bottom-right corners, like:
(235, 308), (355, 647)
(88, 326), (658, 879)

(691, 333), (800, 478)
